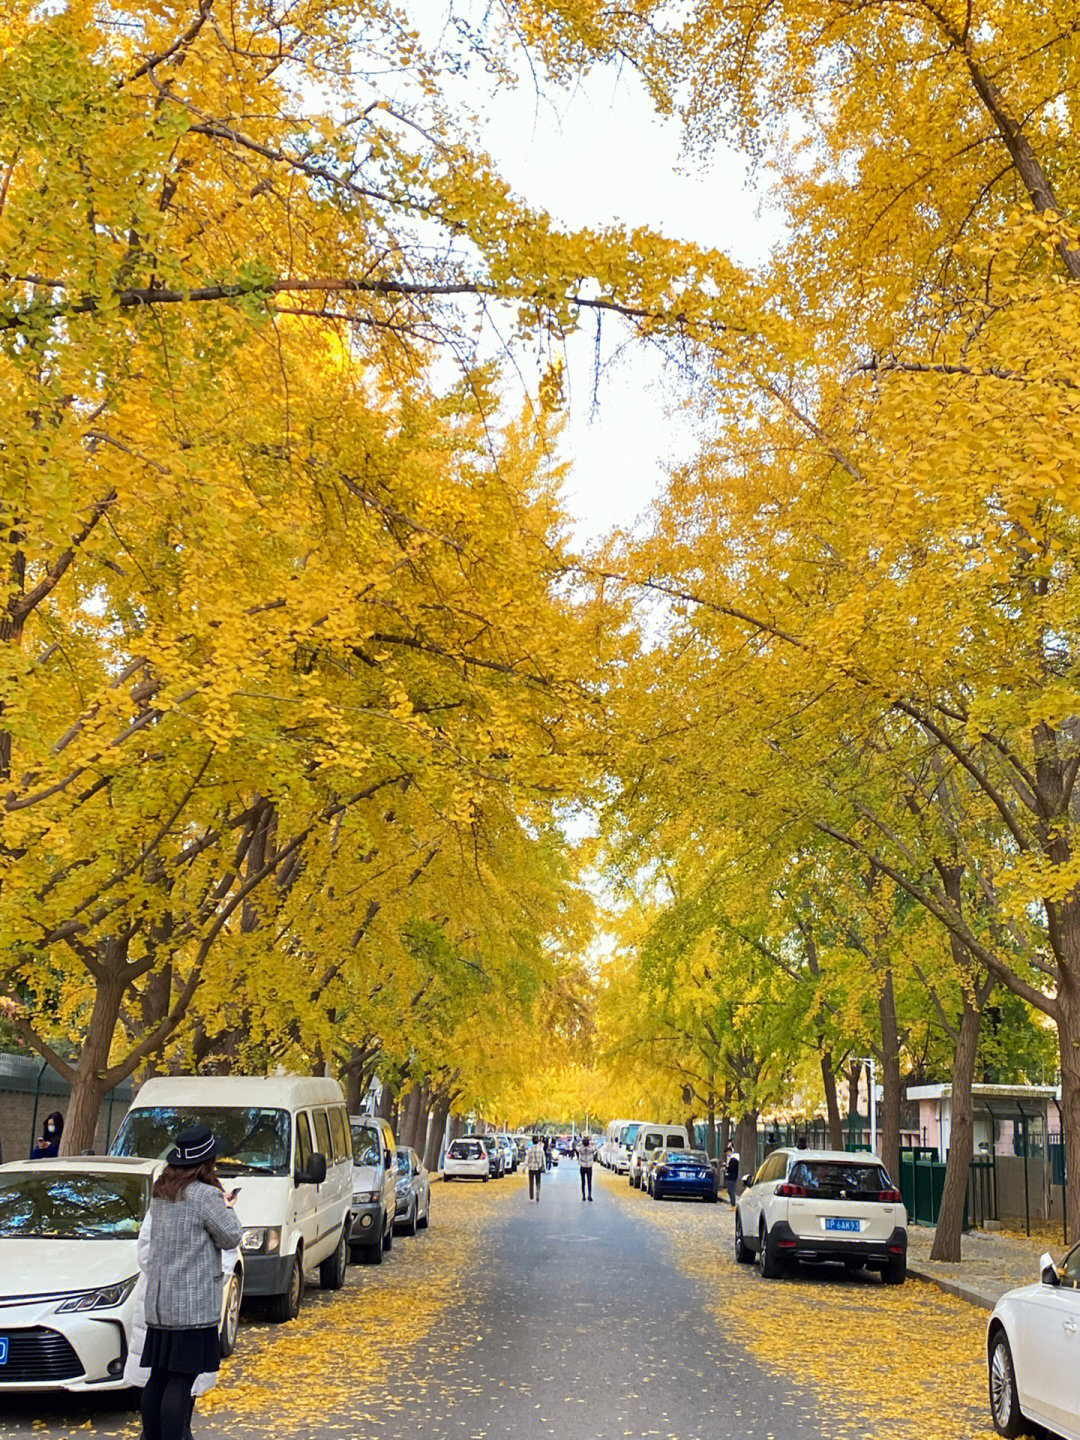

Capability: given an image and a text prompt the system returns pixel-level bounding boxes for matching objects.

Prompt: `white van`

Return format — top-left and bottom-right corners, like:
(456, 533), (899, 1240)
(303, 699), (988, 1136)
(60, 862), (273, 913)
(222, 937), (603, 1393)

(628, 1123), (691, 1188)
(602, 1119), (631, 1169)
(111, 1075), (353, 1324)
(614, 1121), (647, 1174)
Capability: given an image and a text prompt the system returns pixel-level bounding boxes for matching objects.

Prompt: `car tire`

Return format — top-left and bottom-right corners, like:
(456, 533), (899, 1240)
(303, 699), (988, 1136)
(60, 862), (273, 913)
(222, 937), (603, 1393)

(734, 1212), (753, 1263)
(364, 1237), (384, 1265)
(266, 1251), (304, 1323)
(319, 1227), (348, 1290)
(418, 1196), (430, 1229)
(882, 1255), (906, 1286)
(652, 1185), (663, 1201)
(382, 1219), (393, 1252)
(757, 1223), (782, 1279)
(988, 1328), (1023, 1438)
(219, 1269), (242, 1356)
(405, 1200), (418, 1237)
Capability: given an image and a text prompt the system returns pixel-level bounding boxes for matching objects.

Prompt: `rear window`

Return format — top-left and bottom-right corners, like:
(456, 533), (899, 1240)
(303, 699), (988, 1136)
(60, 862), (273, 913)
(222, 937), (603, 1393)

(449, 1140), (483, 1159)
(667, 1151), (707, 1165)
(665, 1133), (685, 1147)
(786, 1160), (892, 1197)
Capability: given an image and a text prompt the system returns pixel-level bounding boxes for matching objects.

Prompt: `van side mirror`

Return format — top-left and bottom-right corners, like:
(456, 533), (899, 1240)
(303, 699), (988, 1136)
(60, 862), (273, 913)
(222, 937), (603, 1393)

(296, 1152), (327, 1186)
(1040, 1251), (1060, 1287)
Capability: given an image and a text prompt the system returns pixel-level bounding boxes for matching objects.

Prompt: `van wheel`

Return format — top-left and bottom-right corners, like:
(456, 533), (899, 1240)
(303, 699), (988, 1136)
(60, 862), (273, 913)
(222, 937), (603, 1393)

(267, 1251), (304, 1322)
(219, 1270), (242, 1356)
(319, 1228), (348, 1290)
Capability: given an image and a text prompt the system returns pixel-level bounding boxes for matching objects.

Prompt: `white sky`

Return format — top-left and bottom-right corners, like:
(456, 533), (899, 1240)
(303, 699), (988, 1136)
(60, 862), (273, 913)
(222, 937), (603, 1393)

(409, 3), (783, 545)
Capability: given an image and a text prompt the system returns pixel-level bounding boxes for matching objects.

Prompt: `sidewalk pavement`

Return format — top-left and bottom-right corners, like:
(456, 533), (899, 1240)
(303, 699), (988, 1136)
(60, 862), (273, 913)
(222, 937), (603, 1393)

(906, 1223), (1066, 1309)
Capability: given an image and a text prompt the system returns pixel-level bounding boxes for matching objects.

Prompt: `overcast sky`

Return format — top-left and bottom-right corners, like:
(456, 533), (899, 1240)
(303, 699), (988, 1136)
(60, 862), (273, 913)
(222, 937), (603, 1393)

(409, 3), (782, 545)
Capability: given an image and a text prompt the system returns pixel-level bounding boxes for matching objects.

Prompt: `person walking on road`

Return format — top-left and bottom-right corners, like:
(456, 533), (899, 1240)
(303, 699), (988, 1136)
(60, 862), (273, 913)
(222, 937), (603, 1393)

(526, 1135), (545, 1202)
(724, 1145), (740, 1207)
(543, 1136), (552, 1171)
(139, 1126), (243, 1440)
(578, 1134), (594, 1201)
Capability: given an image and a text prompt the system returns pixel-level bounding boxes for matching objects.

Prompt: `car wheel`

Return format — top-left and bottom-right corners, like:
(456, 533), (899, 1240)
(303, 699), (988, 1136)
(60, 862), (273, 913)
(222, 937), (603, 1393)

(219, 1269), (242, 1356)
(406, 1199), (419, 1236)
(734, 1212), (753, 1263)
(364, 1237), (384, 1265)
(652, 1185), (663, 1201)
(483, 1173), (490, 1182)
(988, 1328), (1023, 1438)
(267, 1251), (304, 1323)
(757, 1223), (782, 1279)
(418, 1194), (430, 1229)
(882, 1256), (906, 1286)
(319, 1227), (348, 1290)
(382, 1218), (393, 1252)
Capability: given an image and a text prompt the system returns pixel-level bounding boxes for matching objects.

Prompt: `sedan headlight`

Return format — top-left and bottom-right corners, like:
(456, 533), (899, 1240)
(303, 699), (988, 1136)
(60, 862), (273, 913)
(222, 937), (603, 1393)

(241, 1226), (282, 1254)
(56, 1275), (138, 1312)
(353, 1190), (378, 1204)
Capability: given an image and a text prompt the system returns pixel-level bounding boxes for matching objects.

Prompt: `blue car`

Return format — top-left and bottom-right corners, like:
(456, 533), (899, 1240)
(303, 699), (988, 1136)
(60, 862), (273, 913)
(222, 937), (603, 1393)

(646, 1149), (719, 1202)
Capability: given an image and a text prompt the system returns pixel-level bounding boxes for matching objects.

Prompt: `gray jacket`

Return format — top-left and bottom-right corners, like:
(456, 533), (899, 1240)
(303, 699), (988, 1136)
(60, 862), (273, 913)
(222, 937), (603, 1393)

(144, 1182), (243, 1330)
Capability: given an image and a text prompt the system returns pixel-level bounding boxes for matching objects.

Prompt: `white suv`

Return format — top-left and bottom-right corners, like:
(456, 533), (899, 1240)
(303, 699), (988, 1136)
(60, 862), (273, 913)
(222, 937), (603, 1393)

(735, 1148), (907, 1284)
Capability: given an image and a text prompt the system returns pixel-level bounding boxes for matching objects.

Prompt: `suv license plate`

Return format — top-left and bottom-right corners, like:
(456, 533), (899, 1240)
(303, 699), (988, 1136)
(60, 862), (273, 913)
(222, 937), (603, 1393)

(0, 1337), (8, 1365)
(825, 1217), (861, 1232)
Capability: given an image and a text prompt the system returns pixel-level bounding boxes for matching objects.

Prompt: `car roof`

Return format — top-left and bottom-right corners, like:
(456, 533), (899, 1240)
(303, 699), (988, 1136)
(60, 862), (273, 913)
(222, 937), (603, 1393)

(773, 1149), (882, 1163)
(0, 1156), (159, 1176)
(131, 1074), (344, 1108)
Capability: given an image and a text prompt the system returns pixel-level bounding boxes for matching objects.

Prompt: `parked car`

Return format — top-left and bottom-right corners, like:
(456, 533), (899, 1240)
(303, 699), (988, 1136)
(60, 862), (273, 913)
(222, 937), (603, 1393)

(392, 1147), (431, 1236)
(629, 1124), (691, 1188)
(443, 1138), (490, 1181)
(0, 1156), (243, 1392)
(496, 1136), (518, 1173)
(348, 1115), (398, 1264)
(987, 1243), (1080, 1439)
(645, 1148), (719, 1202)
(735, 1148), (907, 1284)
(111, 1073), (352, 1322)
(484, 1137), (506, 1178)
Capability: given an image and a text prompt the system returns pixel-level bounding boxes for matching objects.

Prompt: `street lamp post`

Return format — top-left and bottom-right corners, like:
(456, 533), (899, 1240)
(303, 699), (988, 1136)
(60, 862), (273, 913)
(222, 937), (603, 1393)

(854, 1056), (878, 1155)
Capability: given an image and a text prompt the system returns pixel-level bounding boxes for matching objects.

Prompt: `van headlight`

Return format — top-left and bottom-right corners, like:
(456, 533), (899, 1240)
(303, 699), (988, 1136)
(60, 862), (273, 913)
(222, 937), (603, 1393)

(241, 1226), (281, 1254)
(57, 1275), (138, 1312)
(353, 1190), (377, 1204)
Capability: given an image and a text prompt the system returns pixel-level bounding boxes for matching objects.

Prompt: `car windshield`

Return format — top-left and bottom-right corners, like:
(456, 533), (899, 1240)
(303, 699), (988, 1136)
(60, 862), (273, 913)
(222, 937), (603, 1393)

(0, 1171), (149, 1239)
(111, 1106), (291, 1176)
(449, 1141), (482, 1159)
(786, 1160), (892, 1197)
(351, 1124), (381, 1166)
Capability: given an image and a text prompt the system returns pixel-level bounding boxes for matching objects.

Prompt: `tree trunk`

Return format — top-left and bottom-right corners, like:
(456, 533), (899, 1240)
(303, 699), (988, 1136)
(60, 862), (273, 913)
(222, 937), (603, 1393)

(877, 968), (902, 1184)
(424, 1096), (451, 1171)
(60, 964), (126, 1156)
(931, 989), (983, 1261)
(398, 1085), (421, 1149)
(736, 1111), (758, 1179)
(345, 1066), (366, 1115)
(846, 1059), (863, 1145)
(1057, 975), (1080, 1245)
(821, 1049), (844, 1150)
(707, 1095), (717, 1159)
(377, 1081), (396, 1122)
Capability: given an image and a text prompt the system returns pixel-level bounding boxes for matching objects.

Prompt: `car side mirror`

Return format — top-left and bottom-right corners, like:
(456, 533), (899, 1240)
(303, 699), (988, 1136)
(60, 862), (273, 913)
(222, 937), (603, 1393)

(1040, 1251), (1060, 1287)
(296, 1152), (327, 1186)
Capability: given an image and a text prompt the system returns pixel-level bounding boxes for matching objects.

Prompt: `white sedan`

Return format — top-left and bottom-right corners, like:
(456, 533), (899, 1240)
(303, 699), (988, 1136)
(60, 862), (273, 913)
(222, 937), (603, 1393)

(988, 1243), (1080, 1439)
(0, 1156), (242, 1393)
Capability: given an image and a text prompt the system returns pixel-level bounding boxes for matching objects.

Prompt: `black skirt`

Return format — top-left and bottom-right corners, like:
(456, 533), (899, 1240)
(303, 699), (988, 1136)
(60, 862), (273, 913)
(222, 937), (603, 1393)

(141, 1324), (221, 1375)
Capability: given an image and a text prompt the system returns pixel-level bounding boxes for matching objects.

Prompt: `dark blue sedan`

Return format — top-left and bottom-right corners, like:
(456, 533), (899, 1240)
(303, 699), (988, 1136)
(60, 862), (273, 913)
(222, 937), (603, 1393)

(646, 1149), (719, 1202)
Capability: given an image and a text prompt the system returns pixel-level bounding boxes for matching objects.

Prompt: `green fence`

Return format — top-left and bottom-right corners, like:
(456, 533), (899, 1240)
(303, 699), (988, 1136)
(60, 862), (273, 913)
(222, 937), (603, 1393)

(899, 1148), (995, 1229)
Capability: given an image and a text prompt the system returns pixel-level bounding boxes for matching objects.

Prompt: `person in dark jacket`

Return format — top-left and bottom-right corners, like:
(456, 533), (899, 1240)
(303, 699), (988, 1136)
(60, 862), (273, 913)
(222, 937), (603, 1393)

(31, 1111), (63, 1157)
(723, 1145), (740, 1206)
(140, 1126), (242, 1440)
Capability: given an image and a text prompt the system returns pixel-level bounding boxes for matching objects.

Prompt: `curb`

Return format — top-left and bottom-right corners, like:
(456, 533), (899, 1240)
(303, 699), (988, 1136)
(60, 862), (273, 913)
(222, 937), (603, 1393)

(907, 1262), (995, 1311)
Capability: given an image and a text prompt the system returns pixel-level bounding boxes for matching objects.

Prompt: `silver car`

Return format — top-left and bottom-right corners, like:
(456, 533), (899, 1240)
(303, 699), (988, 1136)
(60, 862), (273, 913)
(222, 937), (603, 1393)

(392, 1148), (431, 1236)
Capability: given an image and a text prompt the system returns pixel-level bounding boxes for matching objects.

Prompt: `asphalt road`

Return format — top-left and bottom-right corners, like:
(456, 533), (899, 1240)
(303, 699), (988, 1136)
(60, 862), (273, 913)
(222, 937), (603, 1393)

(1, 1160), (830, 1440)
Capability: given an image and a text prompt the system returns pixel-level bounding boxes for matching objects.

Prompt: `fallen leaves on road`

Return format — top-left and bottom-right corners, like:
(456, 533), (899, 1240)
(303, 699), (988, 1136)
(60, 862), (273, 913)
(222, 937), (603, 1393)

(602, 1172), (1003, 1440)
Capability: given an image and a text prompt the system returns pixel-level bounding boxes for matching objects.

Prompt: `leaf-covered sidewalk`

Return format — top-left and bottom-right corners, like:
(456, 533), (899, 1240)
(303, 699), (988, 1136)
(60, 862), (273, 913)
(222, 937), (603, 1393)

(906, 1221), (1068, 1310)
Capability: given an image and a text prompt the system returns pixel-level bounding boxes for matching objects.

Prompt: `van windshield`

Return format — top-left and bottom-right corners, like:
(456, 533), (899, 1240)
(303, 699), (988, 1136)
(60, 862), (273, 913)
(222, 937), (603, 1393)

(621, 1124), (642, 1147)
(111, 1107), (291, 1176)
(350, 1123), (381, 1166)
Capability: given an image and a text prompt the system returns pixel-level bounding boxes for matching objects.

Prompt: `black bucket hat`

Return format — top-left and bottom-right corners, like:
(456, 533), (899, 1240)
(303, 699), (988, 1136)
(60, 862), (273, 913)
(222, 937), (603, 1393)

(165, 1125), (218, 1168)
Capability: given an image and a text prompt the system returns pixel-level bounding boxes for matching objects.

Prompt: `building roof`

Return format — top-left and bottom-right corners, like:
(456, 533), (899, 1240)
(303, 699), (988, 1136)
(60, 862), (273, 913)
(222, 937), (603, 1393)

(906, 1083), (1059, 1102)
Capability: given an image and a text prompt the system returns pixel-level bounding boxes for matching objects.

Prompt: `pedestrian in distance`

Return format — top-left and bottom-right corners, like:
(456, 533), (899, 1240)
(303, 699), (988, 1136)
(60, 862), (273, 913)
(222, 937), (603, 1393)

(795, 1134), (808, 1151)
(526, 1134), (545, 1202)
(543, 1135), (552, 1171)
(30, 1110), (64, 1158)
(578, 1134), (594, 1201)
(723, 1145), (740, 1207)
(139, 1126), (243, 1440)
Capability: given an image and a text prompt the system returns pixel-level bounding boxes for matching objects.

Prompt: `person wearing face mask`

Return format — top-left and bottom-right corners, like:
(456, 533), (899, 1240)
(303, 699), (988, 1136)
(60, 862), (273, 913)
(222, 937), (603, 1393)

(31, 1111), (64, 1158)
